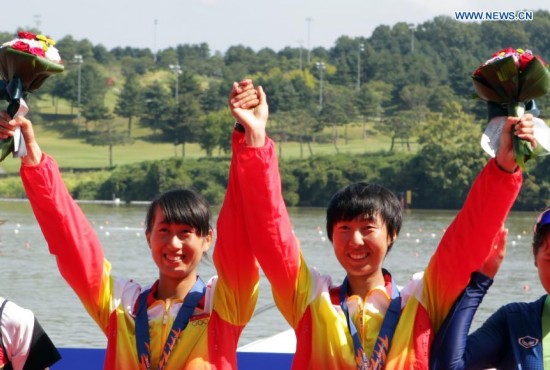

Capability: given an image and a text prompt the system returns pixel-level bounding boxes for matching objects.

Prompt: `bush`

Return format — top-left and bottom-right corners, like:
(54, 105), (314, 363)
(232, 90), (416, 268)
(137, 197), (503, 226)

(4, 149), (548, 211)
(0, 177), (26, 198)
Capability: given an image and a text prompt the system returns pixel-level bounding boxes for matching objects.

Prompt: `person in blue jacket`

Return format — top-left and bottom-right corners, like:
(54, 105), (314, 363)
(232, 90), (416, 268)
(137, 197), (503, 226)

(430, 207), (550, 369)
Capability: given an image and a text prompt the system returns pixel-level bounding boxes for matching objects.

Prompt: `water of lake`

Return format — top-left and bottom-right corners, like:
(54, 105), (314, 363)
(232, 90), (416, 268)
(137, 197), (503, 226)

(0, 200), (545, 349)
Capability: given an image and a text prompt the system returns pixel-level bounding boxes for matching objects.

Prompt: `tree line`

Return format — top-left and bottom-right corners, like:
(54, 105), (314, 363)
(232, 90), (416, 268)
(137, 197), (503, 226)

(1, 10), (550, 209)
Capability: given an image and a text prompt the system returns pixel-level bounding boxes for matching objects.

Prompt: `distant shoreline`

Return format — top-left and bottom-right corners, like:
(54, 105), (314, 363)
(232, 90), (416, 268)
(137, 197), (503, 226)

(0, 198), (150, 205)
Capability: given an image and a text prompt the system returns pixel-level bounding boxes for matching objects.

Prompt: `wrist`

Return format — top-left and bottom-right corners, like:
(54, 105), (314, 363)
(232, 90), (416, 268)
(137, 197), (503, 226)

(20, 144), (43, 166)
(245, 131), (266, 147)
(494, 157), (518, 173)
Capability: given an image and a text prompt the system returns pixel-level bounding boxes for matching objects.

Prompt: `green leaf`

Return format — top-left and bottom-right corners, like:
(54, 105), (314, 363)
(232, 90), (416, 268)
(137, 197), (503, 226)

(0, 137), (14, 162)
(473, 56), (519, 102)
(472, 75), (509, 102)
(518, 58), (550, 101)
(513, 134), (526, 171)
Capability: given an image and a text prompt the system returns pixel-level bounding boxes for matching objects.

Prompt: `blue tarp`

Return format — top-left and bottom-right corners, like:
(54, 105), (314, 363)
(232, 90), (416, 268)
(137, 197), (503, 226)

(52, 348), (294, 369)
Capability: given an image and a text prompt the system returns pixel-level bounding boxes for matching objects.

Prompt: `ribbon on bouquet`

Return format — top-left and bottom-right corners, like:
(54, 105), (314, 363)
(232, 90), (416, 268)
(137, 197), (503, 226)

(480, 100), (550, 159)
(0, 76), (28, 160)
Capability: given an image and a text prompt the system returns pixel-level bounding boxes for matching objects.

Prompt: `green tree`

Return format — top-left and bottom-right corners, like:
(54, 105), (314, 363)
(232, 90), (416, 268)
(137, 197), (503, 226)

(258, 70), (302, 113)
(114, 73), (144, 137)
(224, 45), (257, 75)
(399, 84), (432, 117)
(92, 44), (116, 65)
(199, 109), (233, 157)
(357, 80), (394, 139)
(271, 109), (318, 158)
(416, 101), (480, 149)
(139, 81), (172, 138)
(119, 55), (156, 75)
(86, 119), (133, 168)
(81, 96), (111, 133)
(319, 84), (358, 151)
(407, 101), (484, 207)
(167, 96), (203, 158)
(330, 35), (363, 88)
(376, 111), (416, 152)
(160, 71), (204, 158)
(480, 20), (530, 51)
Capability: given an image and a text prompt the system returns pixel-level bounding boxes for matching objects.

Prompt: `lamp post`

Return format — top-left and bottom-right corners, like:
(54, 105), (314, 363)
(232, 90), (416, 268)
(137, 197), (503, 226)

(306, 17), (313, 65)
(72, 54), (83, 136)
(357, 43), (364, 91)
(169, 63), (183, 157)
(408, 23), (416, 53)
(153, 19), (158, 62)
(169, 63), (182, 102)
(297, 40), (304, 71)
(316, 61), (325, 110)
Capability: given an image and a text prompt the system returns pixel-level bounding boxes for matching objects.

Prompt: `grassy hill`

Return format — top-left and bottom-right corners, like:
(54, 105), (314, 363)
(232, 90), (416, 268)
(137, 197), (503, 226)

(0, 91), (414, 175)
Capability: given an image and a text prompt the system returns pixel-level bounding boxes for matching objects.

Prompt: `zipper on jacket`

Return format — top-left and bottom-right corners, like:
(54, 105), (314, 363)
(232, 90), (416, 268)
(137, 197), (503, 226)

(161, 300), (172, 343)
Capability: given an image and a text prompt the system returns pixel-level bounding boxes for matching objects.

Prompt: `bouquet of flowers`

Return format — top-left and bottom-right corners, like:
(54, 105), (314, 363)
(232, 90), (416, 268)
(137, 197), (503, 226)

(472, 47), (550, 170)
(0, 31), (64, 161)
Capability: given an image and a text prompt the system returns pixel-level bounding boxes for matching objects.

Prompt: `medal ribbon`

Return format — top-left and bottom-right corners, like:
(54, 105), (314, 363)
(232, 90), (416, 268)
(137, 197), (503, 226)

(339, 269), (401, 370)
(135, 277), (206, 370)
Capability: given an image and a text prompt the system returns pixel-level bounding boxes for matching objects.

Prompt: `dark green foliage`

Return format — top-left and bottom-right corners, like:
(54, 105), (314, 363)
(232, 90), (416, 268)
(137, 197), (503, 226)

(5, 11), (550, 210)
(96, 158), (229, 205)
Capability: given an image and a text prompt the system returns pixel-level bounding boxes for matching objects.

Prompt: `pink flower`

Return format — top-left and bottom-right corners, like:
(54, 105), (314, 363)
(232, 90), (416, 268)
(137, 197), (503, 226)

(29, 47), (46, 58)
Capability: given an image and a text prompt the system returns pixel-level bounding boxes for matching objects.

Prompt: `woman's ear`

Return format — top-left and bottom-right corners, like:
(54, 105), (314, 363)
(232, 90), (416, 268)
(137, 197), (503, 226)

(202, 229), (214, 253)
(145, 231), (152, 249)
(389, 231), (397, 245)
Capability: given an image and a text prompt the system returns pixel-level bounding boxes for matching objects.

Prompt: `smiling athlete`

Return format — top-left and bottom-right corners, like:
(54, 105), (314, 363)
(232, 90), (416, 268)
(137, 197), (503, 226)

(0, 80), (261, 370)
(227, 82), (534, 369)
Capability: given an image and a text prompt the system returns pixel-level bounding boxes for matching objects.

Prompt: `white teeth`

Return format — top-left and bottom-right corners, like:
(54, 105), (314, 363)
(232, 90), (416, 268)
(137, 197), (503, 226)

(166, 255), (182, 262)
(349, 253), (367, 260)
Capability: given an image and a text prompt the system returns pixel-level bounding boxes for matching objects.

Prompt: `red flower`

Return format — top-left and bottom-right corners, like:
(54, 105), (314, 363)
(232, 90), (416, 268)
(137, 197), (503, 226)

(518, 52), (534, 70)
(17, 31), (37, 40)
(11, 41), (30, 53)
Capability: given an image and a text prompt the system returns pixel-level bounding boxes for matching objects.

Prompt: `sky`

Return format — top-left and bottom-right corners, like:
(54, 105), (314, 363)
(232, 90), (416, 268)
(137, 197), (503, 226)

(2, 0), (549, 54)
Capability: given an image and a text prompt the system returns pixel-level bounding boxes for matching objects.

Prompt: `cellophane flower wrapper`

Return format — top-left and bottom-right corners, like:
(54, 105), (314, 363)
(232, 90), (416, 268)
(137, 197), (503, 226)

(472, 48), (550, 170)
(0, 31), (64, 162)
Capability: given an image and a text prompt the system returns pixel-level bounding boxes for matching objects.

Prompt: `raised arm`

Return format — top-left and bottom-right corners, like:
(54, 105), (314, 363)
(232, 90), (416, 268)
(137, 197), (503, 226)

(423, 115), (533, 329)
(228, 84), (305, 326)
(0, 113), (108, 327)
(211, 80), (261, 327)
(430, 228), (507, 369)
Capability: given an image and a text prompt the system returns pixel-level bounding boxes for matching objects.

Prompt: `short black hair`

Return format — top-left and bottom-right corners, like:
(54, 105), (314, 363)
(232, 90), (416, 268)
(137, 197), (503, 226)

(326, 182), (402, 251)
(145, 188), (211, 236)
